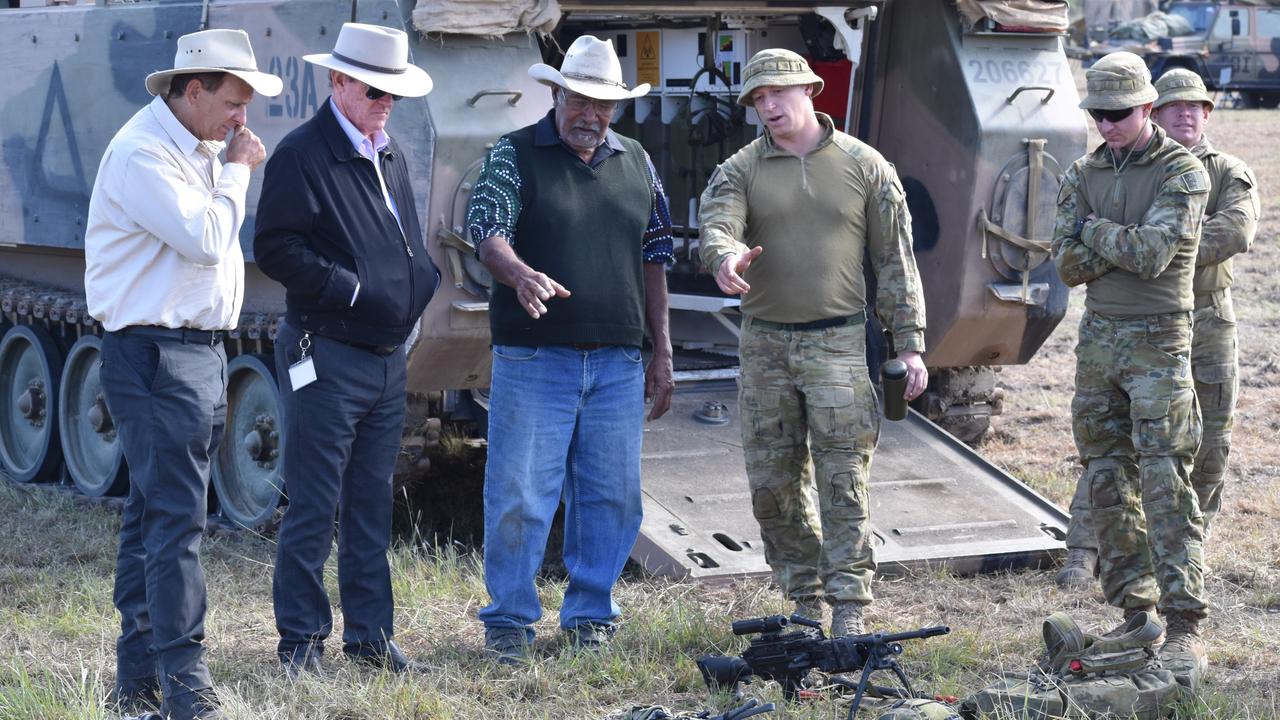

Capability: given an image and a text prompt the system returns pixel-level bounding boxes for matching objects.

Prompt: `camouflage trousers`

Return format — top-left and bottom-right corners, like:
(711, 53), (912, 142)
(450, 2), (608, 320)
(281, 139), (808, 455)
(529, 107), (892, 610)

(737, 317), (880, 605)
(1068, 310), (1207, 618)
(1189, 289), (1238, 533)
(1064, 290), (1237, 548)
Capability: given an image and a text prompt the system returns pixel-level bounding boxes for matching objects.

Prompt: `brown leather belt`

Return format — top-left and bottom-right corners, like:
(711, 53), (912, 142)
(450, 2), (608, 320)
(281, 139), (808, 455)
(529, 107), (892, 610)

(571, 342), (611, 351)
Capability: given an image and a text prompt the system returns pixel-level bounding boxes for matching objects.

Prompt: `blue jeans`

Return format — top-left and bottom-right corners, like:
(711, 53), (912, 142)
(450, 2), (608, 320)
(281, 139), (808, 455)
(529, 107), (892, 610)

(479, 344), (644, 635)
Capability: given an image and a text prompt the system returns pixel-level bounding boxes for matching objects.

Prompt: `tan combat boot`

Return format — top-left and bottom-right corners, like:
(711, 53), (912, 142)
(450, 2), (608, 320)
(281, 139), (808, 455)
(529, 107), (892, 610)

(831, 601), (866, 637)
(1160, 612), (1208, 690)
(1054, 547), (1098, 589)
(792, 596), (826, 624)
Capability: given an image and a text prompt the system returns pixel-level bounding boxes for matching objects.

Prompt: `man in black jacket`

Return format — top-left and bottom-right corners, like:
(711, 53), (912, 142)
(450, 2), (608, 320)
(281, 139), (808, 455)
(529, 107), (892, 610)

(253, 22), (437, 677)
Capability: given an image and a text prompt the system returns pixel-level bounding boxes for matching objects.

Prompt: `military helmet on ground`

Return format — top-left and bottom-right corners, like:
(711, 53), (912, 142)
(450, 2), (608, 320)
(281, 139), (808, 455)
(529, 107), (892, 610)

(1080, 51), (1158, 110)
(737, 48), (824, 107)
(1154, 68), (1215, 110)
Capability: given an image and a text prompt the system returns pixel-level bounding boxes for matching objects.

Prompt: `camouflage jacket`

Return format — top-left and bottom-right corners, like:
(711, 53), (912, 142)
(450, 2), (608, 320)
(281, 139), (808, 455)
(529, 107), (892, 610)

(1052, 124), (1209, 316)
(697, 113), (926, 353)
(1189, 136), (1261, 295)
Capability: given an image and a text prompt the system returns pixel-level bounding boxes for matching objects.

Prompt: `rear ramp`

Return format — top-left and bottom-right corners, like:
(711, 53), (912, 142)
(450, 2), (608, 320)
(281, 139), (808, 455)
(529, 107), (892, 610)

(634, 382), (1068, 581)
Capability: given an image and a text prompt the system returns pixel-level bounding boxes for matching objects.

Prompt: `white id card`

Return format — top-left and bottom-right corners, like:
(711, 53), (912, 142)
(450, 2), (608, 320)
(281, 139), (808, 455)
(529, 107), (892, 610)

(288, 356), (317, 390)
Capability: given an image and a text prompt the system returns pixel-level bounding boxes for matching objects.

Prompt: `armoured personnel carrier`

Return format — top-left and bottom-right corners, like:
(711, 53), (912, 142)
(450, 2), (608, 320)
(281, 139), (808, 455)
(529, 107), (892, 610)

(1, 0), (1080, 579)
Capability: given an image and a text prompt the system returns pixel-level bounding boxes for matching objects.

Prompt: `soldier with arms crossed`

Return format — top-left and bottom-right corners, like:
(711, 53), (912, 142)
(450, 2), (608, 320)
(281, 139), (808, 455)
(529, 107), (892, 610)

(1052, 51), (1211, 690)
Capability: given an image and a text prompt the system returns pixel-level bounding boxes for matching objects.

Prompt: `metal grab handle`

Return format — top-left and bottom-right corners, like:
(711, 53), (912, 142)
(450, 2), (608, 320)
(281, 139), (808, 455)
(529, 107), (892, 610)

(1006, 85), (1055, 105)
(467, 89), (523, 107)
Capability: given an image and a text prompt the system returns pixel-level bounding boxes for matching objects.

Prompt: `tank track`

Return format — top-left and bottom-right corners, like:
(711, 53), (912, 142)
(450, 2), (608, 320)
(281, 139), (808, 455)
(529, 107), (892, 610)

(0, 274), (280, 358)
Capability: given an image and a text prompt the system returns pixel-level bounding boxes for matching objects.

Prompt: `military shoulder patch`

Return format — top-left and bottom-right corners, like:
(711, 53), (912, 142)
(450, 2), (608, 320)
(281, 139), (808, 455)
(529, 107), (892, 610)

(1176, 169), (1210, 194)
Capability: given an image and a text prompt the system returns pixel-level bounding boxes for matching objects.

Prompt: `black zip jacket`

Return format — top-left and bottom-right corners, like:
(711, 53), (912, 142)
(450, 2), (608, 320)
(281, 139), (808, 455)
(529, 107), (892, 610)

(254, 99), (437, 346)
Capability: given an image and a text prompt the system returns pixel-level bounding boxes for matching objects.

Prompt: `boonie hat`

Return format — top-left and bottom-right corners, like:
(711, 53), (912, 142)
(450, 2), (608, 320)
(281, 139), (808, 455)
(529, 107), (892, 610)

(304, 23), (433, 98)
(1079, 51), (1158, 110)
(145, 29), (282, 97)
(1154, 68), (1215, 110)
(530, 35), (650, 101)
(737, 48), (824, 107)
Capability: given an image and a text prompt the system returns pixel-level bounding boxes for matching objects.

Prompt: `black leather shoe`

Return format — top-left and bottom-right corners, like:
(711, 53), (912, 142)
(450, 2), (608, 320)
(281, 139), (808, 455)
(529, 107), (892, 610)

(112, 676), (161, 715)
(280, 644), (325, 680)
(344, 639), (423, 673)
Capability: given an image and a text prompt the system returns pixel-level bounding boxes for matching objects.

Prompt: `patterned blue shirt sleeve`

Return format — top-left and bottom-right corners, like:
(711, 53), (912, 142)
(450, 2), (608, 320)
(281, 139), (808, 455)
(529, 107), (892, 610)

(643, 152), (676, 265)
(466, 136), (521, 248)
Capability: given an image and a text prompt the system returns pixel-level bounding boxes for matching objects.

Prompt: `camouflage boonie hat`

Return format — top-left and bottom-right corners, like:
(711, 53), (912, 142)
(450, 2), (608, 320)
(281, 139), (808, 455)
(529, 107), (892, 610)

(1080, 51), (1158, 110)
(1154, 68), (1215, 110)
(737, 48), (824, 106)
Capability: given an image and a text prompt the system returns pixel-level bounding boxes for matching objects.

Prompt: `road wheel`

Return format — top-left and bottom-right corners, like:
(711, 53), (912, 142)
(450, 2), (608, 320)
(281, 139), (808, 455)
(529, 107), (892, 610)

(58, 335), (128, 496)
(0, 324), (65, 482)
(212, 354), (285, 531)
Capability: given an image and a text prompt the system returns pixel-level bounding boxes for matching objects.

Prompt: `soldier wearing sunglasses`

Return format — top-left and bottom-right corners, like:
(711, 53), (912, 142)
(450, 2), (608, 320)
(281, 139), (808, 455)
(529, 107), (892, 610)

(1051, 51), (1212, 691)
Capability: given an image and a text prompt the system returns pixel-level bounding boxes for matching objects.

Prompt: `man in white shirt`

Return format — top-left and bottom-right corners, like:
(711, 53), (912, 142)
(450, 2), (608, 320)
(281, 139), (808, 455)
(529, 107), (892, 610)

(85, 29), (279, 720)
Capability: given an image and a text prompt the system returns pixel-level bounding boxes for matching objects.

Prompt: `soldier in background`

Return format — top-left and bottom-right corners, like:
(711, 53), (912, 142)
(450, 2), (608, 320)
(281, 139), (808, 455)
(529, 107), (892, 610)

(1052, 51), (1210, 689)
(1151, 69), (1260, 533)
(698, 49), (927, 637)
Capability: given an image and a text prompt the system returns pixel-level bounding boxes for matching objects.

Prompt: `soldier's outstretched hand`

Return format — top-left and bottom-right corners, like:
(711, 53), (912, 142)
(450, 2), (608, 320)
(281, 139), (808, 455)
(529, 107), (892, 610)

(715, 246), (763, 295)
(899, 351), (928, 401)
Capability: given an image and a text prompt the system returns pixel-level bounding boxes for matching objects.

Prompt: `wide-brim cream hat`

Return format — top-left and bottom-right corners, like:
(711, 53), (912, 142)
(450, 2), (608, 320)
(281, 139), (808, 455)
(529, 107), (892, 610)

(529, 35), (649, 101)
(737, 48), (824, 107)
(1079, 51), (1158, 110)
(304, 23), (433, 98)
(146, 28), (282, 97)
(1154, 68), (1215, 110)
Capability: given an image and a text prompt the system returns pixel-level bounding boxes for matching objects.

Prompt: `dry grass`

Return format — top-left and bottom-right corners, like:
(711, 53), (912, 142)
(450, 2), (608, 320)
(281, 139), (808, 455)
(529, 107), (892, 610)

(1, 111), (1278, 720)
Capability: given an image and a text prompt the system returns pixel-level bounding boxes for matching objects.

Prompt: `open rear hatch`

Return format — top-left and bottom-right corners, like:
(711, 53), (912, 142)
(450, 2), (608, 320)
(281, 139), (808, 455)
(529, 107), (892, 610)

(635, 382), (1068, 581)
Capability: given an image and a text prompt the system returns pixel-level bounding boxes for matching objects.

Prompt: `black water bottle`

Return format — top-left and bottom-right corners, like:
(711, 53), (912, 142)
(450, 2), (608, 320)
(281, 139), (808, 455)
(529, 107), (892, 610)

(881, 359), (908, 421)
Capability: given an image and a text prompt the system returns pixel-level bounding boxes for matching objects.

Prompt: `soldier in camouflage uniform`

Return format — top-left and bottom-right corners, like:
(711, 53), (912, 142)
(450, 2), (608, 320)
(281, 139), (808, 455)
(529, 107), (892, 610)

(698, 50), (928, 637)
(1052, 52), (1211, 689)
(1152, 69), (1260, 533)
(1055, 70), (1261, 585)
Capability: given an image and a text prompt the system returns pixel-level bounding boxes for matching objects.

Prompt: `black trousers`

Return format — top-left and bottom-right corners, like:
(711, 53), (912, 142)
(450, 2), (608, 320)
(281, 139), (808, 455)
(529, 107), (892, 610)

(271, 320), (406, 658)
(100, 330), (226, 705)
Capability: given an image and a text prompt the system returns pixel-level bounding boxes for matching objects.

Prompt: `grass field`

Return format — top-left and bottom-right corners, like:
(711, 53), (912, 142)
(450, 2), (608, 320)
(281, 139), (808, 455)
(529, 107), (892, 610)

(1, 108), (1277, 719)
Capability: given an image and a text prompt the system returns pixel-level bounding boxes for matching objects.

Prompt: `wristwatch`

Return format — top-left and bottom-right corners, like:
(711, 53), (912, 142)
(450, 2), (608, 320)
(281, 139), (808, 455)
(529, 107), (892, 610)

(1073, 216), (1089, 239)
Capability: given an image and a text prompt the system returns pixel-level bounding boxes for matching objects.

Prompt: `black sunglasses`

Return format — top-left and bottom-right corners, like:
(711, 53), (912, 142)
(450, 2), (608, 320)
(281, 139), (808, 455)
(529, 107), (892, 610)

(365, 85), (402, 102)
(1088, 107), (1136, 123)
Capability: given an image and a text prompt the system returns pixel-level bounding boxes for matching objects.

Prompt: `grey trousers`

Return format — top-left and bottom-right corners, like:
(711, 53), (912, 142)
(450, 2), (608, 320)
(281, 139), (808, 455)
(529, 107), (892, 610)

(100, 329), (227, 704)
(271, 320), (405, 659)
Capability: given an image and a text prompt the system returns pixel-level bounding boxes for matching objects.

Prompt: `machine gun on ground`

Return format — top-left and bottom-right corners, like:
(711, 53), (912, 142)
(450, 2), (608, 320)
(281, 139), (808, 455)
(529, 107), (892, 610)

(697, 614), (950, 719)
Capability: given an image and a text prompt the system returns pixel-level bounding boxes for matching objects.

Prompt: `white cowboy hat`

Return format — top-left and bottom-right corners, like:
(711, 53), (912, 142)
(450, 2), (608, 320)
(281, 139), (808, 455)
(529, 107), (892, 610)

(529, 35), (650, 101)
(303, 23), (432, 98)
(145, 29), (282, 97)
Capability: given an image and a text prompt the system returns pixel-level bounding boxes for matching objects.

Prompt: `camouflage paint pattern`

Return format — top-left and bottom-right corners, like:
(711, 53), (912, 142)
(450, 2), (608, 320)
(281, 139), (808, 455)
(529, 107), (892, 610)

(1071, 310), (1207, 618)
(737, 318), (880, 606)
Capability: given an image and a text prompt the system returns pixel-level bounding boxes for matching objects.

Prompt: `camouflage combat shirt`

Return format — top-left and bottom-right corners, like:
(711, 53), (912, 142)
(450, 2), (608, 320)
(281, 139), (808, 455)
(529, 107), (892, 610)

(1053, 123), (1210, 316)
(697, 112), (926, 353)
(1187, 136), (1261, 299)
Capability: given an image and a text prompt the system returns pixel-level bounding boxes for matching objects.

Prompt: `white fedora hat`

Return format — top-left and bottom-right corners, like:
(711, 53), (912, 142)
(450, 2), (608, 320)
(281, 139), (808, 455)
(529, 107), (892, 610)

(145, 28), (282, 97)
(529, 35), (650, 101)
(304, 23), (432, 98)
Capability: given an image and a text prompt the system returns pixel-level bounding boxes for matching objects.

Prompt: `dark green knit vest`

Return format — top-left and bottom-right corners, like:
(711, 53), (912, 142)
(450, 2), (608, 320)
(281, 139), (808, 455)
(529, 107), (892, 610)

(489, 125), (652, 347)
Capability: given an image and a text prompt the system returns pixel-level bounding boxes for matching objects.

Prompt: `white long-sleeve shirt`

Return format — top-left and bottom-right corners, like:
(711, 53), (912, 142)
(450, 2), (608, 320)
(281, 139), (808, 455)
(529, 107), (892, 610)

(85, 95), (247, 331)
